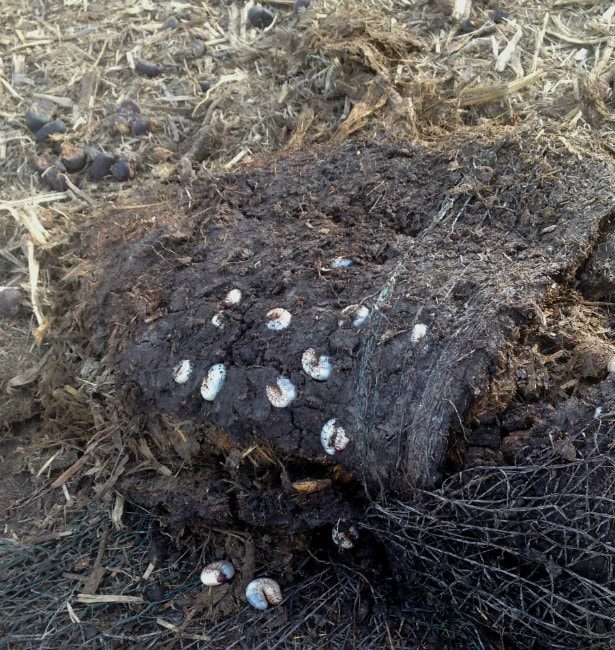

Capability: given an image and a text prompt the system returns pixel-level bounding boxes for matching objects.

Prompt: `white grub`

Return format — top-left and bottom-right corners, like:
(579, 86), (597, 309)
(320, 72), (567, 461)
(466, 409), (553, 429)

(172, 359), (193, 384)
(321, 419), (349, 455)
(594, 406), (603, 420)
(608, 357), (615, 374)
(339, 304), (369, 328)
(266, 308), (292, 331)
(411, 323), (428, 344)
(332, 522), (359, 550)
(266, 376), (296, 408)
(200, 560), (235, 586)
(302, 348), (333, 381)
(212, 311), (227, 329)
(201, 363), (226, 401)
(330, 257), (353, 269)
(223, 288), (242, 308)
(245, 578), (282, 610)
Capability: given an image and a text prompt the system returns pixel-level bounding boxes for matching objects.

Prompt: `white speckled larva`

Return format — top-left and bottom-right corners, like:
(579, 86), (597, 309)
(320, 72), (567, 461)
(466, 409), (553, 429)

(608, 357), (615, 374)
(321, 419), (349, 455)
(330, 257), (353, 269)
(332, 522), (359, 550)
(411, 323), (428, 343)
(172, 359), (193, 384)
(266, 308), (292, 331)
(245, 578), (282, 610)
(266, 377), (296, 408)
(302, 348), (333, 381)
(200, 560), (235, 586)
(339, 304), (369, 328)
(201, 363), (226, 401)
(212, 311), (227, 329)
(223, 288), (242, 308)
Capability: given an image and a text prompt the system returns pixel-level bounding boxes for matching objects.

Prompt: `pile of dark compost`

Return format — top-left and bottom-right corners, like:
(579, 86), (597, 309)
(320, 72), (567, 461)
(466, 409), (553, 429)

(81, 127), (613, 490)
(49, 125), (615, 648)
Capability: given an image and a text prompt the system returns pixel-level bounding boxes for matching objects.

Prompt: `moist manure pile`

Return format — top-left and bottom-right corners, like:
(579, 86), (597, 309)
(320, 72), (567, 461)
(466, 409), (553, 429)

(3, 0), (615, 647)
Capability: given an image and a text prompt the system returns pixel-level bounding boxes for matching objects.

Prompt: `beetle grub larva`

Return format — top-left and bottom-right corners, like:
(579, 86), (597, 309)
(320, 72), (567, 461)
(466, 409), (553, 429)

(245, 578), (282, 610)
(332, 521), (359, 549)
(172, 359), (193, 384)
(330, 257), (353, 269)
(301, 349), (333, 381)
(266, 308), (291, 331)
(212, 311), (227, 329)
(411, 323), (428, 343)
(321, 419), (349, 455)
(200, 560), (235, 586)
(223, 289), (242, 308)
(339, 304), (369, 328)
(247, 5), (275, 29)
(266, 377), (296, 408)
(201, 364), (226, 401)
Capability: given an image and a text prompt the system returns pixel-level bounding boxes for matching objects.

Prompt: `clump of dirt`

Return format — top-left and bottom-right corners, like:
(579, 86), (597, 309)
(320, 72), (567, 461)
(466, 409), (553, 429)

(76, 125), (615, 506)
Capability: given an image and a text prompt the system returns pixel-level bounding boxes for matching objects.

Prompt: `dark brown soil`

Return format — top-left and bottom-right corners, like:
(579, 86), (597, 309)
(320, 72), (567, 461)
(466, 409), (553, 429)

(80, 127), (615, 501)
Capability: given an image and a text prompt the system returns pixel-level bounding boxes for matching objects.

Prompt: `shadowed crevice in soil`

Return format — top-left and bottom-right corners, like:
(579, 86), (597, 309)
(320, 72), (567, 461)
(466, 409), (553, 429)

(80, 129), (615, 493)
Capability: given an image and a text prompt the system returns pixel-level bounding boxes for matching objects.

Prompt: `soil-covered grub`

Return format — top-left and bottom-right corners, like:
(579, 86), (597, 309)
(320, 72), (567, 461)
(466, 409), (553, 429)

(78, 126), (615, 502)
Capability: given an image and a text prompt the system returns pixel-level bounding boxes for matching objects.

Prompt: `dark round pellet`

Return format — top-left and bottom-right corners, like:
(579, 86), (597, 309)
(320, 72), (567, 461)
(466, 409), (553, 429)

(458, 18), (477, 34)
(34, 119), (67, 143)
(108, 113), (132, 135)
(492, 9), (507, 23)
(59, 144), (86, 172)
(110, 160), (134, 182)
(32, 151), (54, 174)
(117, 99), (141, 116)
(132, 116), (158, 136)
(88, 152), (115, 180)
(247, 5), (274, 29)
(136, 59), (162, 77)
(41, 165), (70, 191)
(0, 287), (22, 319)
(25, 99), (56, 132)
(294, 0), (311, 13)
(163, 16), (180, 30)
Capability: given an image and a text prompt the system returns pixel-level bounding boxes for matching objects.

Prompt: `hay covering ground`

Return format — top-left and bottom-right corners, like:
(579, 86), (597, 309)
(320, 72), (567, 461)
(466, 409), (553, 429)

(1, 0), (615, 647)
